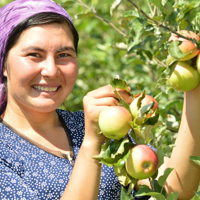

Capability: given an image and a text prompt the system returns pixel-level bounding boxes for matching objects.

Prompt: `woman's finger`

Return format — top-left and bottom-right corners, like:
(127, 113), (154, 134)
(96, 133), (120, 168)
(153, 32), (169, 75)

(86, 84), (133, 104)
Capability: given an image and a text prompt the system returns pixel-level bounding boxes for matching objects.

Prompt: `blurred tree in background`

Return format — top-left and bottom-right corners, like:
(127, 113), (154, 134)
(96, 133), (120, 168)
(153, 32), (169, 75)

(0, 0), (194, 156)
(58, 0), (186, 156)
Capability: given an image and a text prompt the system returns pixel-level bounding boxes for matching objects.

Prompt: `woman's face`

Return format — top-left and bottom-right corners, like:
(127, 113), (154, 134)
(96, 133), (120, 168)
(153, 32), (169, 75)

(4, 23), (78, 114)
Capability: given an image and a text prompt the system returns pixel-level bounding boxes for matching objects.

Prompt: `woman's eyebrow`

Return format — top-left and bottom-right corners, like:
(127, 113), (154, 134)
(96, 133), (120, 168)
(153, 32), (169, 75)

(57, 46), (76, 53)
(21, 46), (45, 52)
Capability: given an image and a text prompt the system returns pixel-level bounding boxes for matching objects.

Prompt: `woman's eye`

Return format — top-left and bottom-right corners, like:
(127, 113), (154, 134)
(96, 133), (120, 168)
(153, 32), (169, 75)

(28, 53), (41, 58)
(58, 53), (69, 58)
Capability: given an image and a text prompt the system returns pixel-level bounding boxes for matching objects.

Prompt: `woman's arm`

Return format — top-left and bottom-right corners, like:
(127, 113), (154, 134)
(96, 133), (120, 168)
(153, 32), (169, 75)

(138, 83), (200, 200)
(163, 84), (200, 200)
(61, 85), (132, 200)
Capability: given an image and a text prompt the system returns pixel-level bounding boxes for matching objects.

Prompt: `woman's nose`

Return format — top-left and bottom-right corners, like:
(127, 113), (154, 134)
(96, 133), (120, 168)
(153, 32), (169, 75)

(40, 57), (60, 78)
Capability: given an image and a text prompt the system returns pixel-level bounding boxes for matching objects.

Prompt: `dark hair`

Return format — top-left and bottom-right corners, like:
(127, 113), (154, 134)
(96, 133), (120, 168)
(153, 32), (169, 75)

(4, 12), (79, 61)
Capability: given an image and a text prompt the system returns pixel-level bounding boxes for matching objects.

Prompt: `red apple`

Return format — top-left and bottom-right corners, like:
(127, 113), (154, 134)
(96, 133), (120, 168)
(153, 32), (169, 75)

(167, 61), (200, 92)
(98, 106), (132, 140)
(125, 145), (159, 180)
(168, 30), (200, 61)
(130, 94), (158, 119)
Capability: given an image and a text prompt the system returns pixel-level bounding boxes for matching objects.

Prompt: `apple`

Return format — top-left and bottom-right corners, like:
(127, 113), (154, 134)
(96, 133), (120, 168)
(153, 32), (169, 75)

(196, 53), (200, 74)
(125, 145), (159, 180)
(98, 106), (132, 140)
(168, 30), (200, 61)
(130, 94), (158, 119)
(167, 61), (200, 92)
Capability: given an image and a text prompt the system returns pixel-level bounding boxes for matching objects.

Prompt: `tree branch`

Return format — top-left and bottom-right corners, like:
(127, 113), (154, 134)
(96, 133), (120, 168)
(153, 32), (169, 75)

(76, 0), (129, 38)
(127, 0), (196, 42)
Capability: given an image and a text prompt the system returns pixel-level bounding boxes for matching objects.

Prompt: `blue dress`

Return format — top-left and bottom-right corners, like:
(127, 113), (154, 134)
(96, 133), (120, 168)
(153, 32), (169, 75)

(0, 109), (149, 200)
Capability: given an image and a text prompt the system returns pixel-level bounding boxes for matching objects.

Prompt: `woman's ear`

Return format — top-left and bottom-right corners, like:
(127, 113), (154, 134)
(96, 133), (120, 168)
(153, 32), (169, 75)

(3, 61), (8, 77)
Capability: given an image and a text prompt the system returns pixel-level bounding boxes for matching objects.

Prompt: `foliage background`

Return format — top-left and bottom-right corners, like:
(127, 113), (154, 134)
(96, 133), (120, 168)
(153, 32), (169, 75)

(0, 0), (186, 165)
(1, 0), (200, 198)
(59, 0), (184, 156)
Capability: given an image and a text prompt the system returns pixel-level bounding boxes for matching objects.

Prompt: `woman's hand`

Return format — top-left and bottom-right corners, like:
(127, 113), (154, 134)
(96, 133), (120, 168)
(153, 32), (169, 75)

(83, 84), (133, 149)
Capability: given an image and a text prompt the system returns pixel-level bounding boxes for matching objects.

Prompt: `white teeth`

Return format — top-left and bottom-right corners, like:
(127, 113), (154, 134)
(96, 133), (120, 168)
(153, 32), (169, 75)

(33, 86), (58, 92)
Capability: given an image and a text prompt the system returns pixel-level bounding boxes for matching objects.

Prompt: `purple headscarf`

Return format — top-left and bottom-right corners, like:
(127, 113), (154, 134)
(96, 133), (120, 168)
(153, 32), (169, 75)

(0, 0), (75, 114)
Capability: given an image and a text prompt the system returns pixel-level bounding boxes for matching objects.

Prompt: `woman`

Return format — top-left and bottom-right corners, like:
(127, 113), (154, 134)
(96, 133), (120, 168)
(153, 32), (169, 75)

(0, 0), (199, 200)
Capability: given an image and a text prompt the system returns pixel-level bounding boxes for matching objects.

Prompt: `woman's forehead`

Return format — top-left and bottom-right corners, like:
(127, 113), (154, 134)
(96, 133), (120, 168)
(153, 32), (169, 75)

(15, 24), (75, 50)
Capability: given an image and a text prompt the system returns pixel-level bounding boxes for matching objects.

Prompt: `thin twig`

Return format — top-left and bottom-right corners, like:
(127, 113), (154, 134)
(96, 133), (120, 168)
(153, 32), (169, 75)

(76, 0), (129, 38)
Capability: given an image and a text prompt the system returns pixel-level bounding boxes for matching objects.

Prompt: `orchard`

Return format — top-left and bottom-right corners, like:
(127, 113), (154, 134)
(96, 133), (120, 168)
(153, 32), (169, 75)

(1, 0), (199, 199)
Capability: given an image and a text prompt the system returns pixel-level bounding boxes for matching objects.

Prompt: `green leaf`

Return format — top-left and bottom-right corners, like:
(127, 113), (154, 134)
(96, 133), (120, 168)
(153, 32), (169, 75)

(150, 0), (161, 7)
(156, 145), (165, 168)
(168, 41), (185, 60)
(144, 108), (160, 126)
(110, 77), (132, 111)
(136, 188), (165, 200)
(120, 186), (134, 200)
(95, 137), (132, 166)
(190, 156), (200, 166)
(194, 191), (200, 195)
(166, 191), (179, 200)
(114, 138), (132, 158)
(61, 0), (76, 7)
(110, 77), (130, 92)
(93, 138), (111, 160)
(127, 181), (137, 195)
(75, 12), (95, 19)
(140, 125), (154, 144)
(191, 193), (200, 200)
(160, 2), (174, 15)
(129, 126), (145, 145)
(137, 101), (154, 118)
(118, 10), (140, 20)
(114, 156), (132, 186)
(128, 19), (144, 51)
(151, 179), (166, 195)
(158, 168), (174, 187)
(156, 60), (178, 88)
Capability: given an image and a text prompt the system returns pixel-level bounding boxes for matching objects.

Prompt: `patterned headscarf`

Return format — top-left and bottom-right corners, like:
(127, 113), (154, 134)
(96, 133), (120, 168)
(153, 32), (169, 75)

(0, 0), (75, 114)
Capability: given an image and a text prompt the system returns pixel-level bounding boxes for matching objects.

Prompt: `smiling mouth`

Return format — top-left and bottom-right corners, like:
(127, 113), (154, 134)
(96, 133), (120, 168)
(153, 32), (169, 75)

(32, 85), (59, 92)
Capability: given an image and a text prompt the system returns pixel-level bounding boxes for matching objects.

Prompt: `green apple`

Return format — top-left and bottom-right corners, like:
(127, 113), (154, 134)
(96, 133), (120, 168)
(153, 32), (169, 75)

(98, 106), (132, 140)
(168, 30), (200, 61)
(167, 61), (200, 92)
(125, 145), (159, 180)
